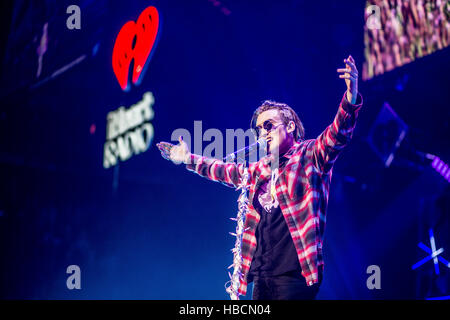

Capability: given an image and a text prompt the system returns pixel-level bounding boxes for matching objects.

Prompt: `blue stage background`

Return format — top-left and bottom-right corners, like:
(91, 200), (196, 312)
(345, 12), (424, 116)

(0, 0), (449, 299)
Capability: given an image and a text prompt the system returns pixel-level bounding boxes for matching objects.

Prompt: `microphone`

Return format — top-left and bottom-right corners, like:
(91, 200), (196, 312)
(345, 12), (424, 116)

(223, 137), (267, 162)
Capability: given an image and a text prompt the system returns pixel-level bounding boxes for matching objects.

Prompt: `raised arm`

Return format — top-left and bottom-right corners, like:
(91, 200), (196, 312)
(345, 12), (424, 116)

(312, 55), (363, 173)
(156, 137), (247, 188)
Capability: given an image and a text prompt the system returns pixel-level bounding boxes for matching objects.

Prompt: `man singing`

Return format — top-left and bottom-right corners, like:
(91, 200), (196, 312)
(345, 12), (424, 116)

(157, 55), (363, 300)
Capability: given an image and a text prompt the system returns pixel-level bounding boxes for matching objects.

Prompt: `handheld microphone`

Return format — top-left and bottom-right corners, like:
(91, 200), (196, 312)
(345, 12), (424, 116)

(223, 137), (267, 162)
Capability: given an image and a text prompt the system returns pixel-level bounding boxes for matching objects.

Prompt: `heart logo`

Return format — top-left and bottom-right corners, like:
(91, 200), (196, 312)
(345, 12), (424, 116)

(112, 6), (160, 91)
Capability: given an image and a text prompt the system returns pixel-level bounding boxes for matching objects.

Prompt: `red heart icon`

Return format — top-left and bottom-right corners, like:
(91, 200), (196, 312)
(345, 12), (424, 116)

(112, 6), (160, 91)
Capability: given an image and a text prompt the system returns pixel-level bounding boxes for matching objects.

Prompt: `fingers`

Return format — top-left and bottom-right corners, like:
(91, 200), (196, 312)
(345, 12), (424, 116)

(344, 55), (355, 65)
(337, 68), (358, 78)
(157, 136), (188, 161)
(339, 73), (357, 79)
(344, 55), (358, 75)
(344, 60), (356, 71)
(160, 152), (171, 161)
(156, 141), (173, 153)
(337, 68), (351, 73)
(337, 55), (358, 80)
(156, 141), (174, 160)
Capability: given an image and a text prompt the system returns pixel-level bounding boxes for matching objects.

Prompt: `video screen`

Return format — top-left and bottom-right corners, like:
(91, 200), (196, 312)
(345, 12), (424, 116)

(363, 0), (450, 80)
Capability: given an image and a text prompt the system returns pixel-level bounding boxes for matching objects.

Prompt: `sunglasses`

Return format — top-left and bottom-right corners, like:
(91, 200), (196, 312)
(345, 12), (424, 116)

(254, 120), (283, 137)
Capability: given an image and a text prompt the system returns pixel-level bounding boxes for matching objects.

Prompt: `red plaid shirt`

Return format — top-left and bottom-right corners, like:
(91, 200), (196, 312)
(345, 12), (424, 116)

(186, 92), (363, 295)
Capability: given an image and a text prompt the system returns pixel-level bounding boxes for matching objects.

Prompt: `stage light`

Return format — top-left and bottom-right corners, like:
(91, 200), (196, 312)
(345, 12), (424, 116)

(412, 229), (450, 275)
(430, 155), (450, 183)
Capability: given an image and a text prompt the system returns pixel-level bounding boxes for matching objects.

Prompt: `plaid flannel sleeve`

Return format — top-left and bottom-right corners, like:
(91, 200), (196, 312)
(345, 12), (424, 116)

(185, 154), (248, 188)
(312, 92), (363, 173)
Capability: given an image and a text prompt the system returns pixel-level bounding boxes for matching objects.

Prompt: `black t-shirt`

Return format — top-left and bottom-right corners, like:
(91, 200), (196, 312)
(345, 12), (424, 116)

(248, 158), (302, 282)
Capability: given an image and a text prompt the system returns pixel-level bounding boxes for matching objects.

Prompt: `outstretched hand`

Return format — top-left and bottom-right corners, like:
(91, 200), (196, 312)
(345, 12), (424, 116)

(156, 136), (191, 165)
(337, 55), (358, 104)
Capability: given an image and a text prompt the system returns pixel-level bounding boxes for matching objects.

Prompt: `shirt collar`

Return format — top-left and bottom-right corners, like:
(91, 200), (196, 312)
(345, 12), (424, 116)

(261, 141), (299, 165)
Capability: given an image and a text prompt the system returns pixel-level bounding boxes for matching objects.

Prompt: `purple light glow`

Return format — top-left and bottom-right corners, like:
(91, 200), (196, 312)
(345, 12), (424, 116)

(430, 156), (450, 183)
